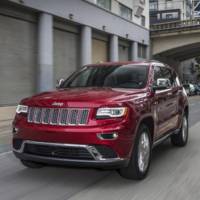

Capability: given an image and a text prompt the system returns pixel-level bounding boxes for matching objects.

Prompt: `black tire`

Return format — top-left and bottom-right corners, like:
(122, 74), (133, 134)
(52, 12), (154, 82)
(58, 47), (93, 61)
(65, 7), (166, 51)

(20, 160), (45, 168)
(171, 114), (188, 147)
(118, 124), (152, 180)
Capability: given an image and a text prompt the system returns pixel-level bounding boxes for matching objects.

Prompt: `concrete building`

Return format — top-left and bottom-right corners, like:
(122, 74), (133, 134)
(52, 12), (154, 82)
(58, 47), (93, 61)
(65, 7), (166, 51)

(150, 0), (192, 24)
(0, 0), (150, 108)
(181, 59), (199, 83)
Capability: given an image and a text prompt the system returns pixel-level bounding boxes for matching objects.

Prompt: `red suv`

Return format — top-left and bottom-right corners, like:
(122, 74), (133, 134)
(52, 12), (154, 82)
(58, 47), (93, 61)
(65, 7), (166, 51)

(12, 61), (189, 180)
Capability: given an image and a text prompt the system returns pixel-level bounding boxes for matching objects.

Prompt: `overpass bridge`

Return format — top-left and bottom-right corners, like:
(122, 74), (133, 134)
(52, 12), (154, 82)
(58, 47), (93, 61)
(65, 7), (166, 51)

(150, 18), (200, 74)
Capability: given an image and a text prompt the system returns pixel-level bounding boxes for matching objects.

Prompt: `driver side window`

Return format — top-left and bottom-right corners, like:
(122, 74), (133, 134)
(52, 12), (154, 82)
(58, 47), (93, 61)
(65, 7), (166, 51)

(153, 66), (162, 86)
(153, 66), (173, 89)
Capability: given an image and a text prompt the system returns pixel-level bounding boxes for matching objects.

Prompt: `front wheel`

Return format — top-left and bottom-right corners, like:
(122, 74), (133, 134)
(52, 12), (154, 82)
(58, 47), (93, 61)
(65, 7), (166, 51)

(118, 124), (152, 180)
(171, 114), (188, 147)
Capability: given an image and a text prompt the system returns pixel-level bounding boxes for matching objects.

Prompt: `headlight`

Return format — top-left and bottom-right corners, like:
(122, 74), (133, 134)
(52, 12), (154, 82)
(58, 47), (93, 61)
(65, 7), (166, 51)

(16, 105), (28, 114)
(96, 107), (127, 118)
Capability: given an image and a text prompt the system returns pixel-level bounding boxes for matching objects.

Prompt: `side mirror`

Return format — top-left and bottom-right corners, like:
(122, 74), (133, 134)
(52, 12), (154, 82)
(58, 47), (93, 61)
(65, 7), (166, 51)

(56, 78), (65, 88)
(152, 78), (171, 91)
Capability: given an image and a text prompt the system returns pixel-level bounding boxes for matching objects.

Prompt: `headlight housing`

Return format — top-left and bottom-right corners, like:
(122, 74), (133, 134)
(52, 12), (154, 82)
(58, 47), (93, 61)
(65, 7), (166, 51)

(16, 105), (28, 114)
(96, 107), (127, 118)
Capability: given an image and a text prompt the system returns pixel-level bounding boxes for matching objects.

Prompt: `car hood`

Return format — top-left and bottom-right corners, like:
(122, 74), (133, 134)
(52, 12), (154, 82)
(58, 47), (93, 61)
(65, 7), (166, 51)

(22, 87), (147, 107)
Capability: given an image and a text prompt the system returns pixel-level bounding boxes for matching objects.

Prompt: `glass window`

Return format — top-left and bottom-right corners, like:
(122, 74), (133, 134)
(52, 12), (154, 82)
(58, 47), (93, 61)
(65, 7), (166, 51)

(61, 65), (148, 89)
(162, 12), (179, 20)
(141, 15), (145, 26)
(153, 66), (163, 85)
(96, 0), (111, 10)
(150, 2), (158, 11)
(166, 0), (173, 9)
(166, 14), (173, 19)
(161, 67), (173, 86)
(153, 66), (173, 87)
(119, 3), (132, 20)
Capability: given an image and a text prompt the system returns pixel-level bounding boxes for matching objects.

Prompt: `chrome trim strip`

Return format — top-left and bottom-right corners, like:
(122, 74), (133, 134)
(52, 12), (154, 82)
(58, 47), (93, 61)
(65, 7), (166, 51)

(152, 129), (180, 148)
(28, 107), (90, 126)
(13, 140), (122, 162)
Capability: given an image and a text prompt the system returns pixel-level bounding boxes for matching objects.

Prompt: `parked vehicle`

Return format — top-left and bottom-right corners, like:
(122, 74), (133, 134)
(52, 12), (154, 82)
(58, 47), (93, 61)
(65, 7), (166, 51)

(194, 84), (200, 95)
(13, 61), (189, 180)
(183, 83), (196, 96)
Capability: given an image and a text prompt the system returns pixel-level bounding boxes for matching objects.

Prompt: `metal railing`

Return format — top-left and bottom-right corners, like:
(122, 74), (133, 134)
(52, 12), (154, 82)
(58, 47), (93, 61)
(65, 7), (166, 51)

(151, 18), (200, 32)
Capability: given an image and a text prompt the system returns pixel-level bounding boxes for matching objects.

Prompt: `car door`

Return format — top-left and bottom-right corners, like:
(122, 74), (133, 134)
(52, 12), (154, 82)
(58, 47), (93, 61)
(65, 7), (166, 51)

(162, 67), (179, 132)
(153, 65), (169, 139)
(153, 65), (178, 139)
(169, 70), (181, 130)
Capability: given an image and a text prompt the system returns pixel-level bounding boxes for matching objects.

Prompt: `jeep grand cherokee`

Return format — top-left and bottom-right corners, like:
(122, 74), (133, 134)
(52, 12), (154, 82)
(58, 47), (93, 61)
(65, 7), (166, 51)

(12, 61), (189, 180)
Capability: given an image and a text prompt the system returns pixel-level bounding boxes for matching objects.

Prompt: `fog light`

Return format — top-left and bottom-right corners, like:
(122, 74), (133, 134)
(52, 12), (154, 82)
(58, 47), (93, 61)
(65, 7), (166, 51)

(97, 132), (118, 140)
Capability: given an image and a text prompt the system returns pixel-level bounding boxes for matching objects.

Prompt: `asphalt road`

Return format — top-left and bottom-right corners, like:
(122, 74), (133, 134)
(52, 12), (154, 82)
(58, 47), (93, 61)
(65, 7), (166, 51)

(0, 96), (200, 200)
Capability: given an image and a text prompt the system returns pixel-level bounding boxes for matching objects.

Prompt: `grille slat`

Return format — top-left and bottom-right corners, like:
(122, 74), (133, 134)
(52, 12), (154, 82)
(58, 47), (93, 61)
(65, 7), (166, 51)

(24, 144), (94, 160)
(28, 107), (89, 126)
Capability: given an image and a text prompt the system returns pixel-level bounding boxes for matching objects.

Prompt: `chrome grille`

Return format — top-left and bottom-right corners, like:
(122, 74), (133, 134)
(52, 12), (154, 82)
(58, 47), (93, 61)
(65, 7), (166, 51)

(28, 107), (90, 126)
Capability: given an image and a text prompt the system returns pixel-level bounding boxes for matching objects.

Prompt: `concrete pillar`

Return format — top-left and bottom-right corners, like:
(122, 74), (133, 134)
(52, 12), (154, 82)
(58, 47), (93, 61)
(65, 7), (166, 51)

(80, 26), (92, 66)
(131, 41), (138, 61)
(110, 35), (119, 62)
(37, 13), (53, 92)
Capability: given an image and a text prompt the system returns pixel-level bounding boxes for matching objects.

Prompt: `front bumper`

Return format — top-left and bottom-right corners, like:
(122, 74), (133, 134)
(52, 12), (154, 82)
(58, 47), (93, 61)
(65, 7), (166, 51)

(13, 140), (129, 168)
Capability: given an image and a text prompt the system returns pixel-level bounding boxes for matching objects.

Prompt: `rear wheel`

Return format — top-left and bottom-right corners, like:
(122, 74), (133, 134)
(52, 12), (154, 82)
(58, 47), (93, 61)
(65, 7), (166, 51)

(171, 114), (188, 147)
(20, 160), (45, 168)
(118, 124), (152, 180)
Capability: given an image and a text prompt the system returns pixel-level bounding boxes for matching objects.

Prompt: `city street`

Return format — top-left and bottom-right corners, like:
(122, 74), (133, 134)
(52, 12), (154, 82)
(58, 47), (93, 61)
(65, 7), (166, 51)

(0, 97), (200, 200)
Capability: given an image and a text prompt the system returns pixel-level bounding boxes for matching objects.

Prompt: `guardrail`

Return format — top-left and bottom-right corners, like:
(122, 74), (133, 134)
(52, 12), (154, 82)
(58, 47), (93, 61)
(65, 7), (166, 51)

(151, 18), (200, 32)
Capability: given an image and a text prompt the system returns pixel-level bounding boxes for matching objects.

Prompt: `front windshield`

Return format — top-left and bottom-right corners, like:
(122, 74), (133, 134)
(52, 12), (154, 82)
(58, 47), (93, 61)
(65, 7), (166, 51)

(61, 64), (148, 89)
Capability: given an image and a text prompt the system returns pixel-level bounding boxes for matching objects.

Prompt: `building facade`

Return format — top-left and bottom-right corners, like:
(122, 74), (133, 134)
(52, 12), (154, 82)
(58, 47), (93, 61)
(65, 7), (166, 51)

(181, 59), (199, 83)
(150, 0), (192, 24)
(0, 0), (150, 107)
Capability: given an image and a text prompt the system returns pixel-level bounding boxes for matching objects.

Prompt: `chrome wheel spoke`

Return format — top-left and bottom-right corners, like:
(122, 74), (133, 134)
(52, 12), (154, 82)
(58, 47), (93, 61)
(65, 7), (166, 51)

(182, 117), (188, 142)
(138, 132), (150, 173)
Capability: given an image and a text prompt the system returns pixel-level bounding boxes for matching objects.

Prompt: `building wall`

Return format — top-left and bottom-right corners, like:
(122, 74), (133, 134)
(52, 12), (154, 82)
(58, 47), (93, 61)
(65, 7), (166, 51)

(86, 0), (149, 29)
(0, 4), (37, 106)
(0, 0), (150, 107)
(54, 30), (80, 85)
(181, 59), (198, 83)
(92, 32), (109, 63)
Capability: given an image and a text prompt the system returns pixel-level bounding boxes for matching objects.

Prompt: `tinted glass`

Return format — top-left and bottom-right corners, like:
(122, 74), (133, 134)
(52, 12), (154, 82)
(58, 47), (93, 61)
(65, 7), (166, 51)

(153, 66), (173, 87)
(61, 65), (148, 89)
(161, 67), (173, 86)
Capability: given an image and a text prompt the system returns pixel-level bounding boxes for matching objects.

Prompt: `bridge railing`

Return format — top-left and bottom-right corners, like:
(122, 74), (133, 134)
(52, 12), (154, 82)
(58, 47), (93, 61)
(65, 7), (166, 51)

(151, 18), (200, 31)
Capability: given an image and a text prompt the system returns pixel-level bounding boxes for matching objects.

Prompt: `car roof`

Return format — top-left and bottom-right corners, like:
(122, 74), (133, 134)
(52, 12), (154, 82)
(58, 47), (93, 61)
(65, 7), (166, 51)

(85, 60), (162, 67)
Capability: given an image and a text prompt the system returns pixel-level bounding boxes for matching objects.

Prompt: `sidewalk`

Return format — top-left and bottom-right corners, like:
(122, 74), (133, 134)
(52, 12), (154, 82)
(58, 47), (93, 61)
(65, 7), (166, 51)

(0, 107), (14, 153)
(0, 106), (16, 121)
(0, 106), (15, 129)
(0, 120), (12, 153)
